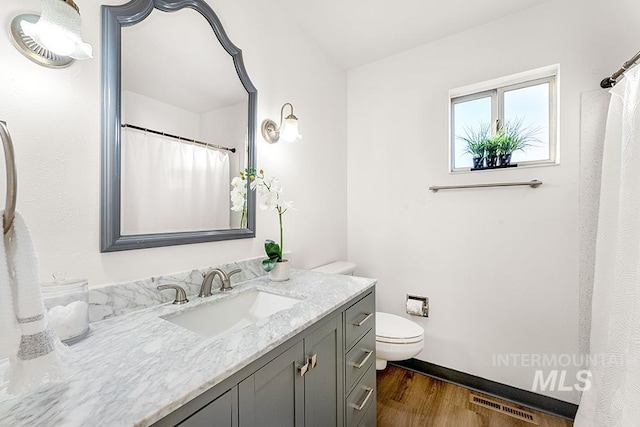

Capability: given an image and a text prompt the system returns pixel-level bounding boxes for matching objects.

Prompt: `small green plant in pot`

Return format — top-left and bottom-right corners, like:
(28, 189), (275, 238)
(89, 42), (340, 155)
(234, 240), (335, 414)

(250, 170), (294, 281)
(484, 136), (500, 168)
(457, 122), (491, 169)
(495, 118), (542, 166)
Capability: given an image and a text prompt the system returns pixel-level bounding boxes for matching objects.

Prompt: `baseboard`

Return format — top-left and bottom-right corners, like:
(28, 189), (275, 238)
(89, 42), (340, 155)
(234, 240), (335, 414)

(391, 359), (578, 421)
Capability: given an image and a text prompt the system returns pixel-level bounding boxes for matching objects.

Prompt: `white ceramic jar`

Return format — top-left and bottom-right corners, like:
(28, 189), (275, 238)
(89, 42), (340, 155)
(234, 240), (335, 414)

(268, 259), (291, 282)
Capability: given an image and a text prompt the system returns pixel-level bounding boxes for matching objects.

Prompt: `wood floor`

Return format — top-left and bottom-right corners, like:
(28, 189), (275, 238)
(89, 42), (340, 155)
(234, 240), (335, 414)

(376, 365), (574, 427)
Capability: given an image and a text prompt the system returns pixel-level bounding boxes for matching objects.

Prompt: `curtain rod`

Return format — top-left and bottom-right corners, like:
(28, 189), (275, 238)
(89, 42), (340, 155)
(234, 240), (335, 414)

(121, 123), (236, 153)
(600, 50), (640, 88)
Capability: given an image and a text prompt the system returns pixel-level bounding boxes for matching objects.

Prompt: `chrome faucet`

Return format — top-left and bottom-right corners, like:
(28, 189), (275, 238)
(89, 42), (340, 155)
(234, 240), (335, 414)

(199, 268), (242, 297)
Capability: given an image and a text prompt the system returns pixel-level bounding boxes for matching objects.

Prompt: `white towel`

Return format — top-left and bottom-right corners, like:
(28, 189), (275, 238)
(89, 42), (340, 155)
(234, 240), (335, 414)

(0, 211), (21, 359)
(2, 211), (67, 394)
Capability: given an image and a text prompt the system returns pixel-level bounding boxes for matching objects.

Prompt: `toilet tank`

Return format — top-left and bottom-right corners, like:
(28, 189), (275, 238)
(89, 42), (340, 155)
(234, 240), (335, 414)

(311, 261), (357, 275)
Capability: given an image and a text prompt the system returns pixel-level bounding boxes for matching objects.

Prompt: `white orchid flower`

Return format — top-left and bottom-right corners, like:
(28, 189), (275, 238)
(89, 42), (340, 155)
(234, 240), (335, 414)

(231, 176), (244, 187)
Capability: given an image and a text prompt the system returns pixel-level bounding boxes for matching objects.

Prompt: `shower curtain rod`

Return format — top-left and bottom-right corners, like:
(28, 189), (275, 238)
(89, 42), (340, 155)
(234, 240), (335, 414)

(121, 123), (236, 153)
(600, 50), (640, 88)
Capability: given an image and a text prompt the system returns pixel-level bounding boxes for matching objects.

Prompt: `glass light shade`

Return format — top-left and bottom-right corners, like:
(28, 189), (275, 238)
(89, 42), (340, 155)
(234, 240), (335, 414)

(280, 117), (302, 143)
(20, 0), (92, 60)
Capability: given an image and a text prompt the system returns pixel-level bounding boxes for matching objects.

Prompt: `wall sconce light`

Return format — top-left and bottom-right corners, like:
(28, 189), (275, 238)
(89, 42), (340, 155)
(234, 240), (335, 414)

(261, 103), (303, 144)
(10, 0), (92, 68)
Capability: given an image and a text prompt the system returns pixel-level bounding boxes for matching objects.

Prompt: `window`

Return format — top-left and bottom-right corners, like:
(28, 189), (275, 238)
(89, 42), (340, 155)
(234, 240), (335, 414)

(450, 74), (556, 171)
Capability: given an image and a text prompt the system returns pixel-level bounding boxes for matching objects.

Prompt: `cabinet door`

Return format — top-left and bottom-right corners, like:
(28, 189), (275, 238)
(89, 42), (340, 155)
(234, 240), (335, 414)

(178, 388), (237, 427)
(238, 341), (305, 427)
(304, 315), (344, 427)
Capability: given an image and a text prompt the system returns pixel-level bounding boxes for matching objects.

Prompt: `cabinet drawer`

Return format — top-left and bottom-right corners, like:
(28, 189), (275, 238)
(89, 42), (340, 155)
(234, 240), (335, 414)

(357, 401), (376, 427)
(345, 328), (375, 394)
(346, 364), (376, 427)
(345, 292), (375, 350)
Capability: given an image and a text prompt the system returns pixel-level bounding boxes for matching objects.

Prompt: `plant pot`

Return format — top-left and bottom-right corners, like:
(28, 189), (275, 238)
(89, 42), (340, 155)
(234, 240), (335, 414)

(485, 154), (498, 168)
(472, 157), (484, 169)
(498, 153), (512, 166)
(268, 259), (290, 282)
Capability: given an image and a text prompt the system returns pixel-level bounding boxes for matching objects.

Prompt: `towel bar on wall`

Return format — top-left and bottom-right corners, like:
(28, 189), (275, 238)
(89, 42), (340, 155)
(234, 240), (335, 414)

(1, 121), (17, 235)
(429, 179), (542, 193)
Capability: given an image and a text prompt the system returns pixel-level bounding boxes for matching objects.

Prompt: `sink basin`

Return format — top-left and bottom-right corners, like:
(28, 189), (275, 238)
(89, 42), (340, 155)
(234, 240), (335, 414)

(162, 289), (303, 338)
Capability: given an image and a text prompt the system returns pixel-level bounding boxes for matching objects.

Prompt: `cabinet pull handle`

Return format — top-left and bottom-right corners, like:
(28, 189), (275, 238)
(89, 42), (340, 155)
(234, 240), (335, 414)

(351, 387), (374, 411)
(308, 354), (317, 370)
(353, 312), (373, 327)
(350, 349), (373, 369)
(298, 361), (309, 377)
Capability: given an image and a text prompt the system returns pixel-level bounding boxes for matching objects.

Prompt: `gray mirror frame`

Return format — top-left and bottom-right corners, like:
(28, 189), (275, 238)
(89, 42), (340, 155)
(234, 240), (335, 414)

(101, 0), (257, 252)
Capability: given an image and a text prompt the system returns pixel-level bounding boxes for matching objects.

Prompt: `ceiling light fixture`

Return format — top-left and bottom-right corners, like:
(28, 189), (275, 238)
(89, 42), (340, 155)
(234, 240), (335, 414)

(10, 0), (92, 68)
(261, 103), (303, 144)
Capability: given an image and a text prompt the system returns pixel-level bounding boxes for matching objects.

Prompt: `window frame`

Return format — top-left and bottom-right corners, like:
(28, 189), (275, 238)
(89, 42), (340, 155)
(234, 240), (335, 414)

(450, 74), (557, 172)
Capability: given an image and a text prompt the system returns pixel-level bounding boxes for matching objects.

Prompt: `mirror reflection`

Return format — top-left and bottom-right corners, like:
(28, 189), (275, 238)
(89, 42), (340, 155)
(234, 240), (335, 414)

(120, 8), (248, 235)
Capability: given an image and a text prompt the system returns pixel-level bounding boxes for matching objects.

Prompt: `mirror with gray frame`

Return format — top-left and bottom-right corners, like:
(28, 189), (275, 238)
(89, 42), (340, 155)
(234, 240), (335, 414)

(101, 0), (257, 252)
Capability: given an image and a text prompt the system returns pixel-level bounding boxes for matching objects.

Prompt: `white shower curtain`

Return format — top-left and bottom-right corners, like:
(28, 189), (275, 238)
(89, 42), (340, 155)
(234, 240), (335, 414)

(121, 128), (230, 234)
(575, 67), (640, 426)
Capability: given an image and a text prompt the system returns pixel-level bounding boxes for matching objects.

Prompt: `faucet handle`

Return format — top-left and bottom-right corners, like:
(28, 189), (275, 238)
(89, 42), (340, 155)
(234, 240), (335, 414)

(227, 268), (242, 288)
(219, 268), (242, 292)
(157, 284), (189, 305)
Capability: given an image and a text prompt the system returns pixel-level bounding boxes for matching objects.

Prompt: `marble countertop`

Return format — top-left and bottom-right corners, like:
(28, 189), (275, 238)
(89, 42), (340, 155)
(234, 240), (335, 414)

(0, 270), (375, 427)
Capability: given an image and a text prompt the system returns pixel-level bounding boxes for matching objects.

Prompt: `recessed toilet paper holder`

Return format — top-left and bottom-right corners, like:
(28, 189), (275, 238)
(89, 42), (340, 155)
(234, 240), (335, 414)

(406, 294), (429, 317)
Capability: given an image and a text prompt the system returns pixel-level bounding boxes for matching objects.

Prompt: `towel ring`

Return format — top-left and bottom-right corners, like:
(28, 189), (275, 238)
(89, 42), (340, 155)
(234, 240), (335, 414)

(1, 121), (17, 235)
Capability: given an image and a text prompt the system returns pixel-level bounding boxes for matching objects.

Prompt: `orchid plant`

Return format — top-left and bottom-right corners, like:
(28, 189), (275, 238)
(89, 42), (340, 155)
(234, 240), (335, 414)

(230, 169), (293, 272)
(250, 170), (293, 272)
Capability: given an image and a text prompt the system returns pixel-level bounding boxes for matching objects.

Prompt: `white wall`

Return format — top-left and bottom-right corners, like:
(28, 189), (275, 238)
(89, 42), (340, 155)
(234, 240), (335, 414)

(122, 90), (201, 138)
(347, 0), (639, 404)
(0, 0), (347, 285)
(201, 101), (250, 227)
(201, 102), (247, 149)
(201, 101), (247, 179)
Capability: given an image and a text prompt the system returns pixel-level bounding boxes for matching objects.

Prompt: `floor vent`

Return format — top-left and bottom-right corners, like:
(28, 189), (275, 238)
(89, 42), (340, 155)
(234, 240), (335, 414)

(469, 394), (539, 425)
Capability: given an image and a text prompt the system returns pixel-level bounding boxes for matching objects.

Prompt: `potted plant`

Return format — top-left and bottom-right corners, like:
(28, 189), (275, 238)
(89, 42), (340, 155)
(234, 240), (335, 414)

(495, 118), (541, 166)
(250, 170), (294, 281)
(458, 122), (491, 169)
(484, 136), (500, 168)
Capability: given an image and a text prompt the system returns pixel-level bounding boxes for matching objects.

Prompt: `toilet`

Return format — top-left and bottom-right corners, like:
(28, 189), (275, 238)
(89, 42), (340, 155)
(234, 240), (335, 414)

(311, 261), (424, 370)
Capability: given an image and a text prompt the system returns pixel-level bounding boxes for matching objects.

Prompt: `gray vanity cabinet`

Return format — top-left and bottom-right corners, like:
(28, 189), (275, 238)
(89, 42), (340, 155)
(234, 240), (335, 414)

(238, 341), (305, 427)
(344, 292), (376, 427)
(303, 315), (344, 427)
(178, 389), (238, 427)
(238, 315), (343, 427)
(154, 289), (374, 427)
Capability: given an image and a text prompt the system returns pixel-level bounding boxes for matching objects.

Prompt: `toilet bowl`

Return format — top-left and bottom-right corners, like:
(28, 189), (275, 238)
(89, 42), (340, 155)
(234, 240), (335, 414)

(375, 312), (424, 370)
(311, 262), (424, 370)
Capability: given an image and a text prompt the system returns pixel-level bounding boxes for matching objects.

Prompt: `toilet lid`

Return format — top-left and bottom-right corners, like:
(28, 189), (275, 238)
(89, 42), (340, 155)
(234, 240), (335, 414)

(376, 312), (424, 344)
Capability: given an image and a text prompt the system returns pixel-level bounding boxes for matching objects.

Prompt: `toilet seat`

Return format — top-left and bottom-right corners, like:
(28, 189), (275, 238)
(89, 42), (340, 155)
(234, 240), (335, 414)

(375, 312), (424, 344)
